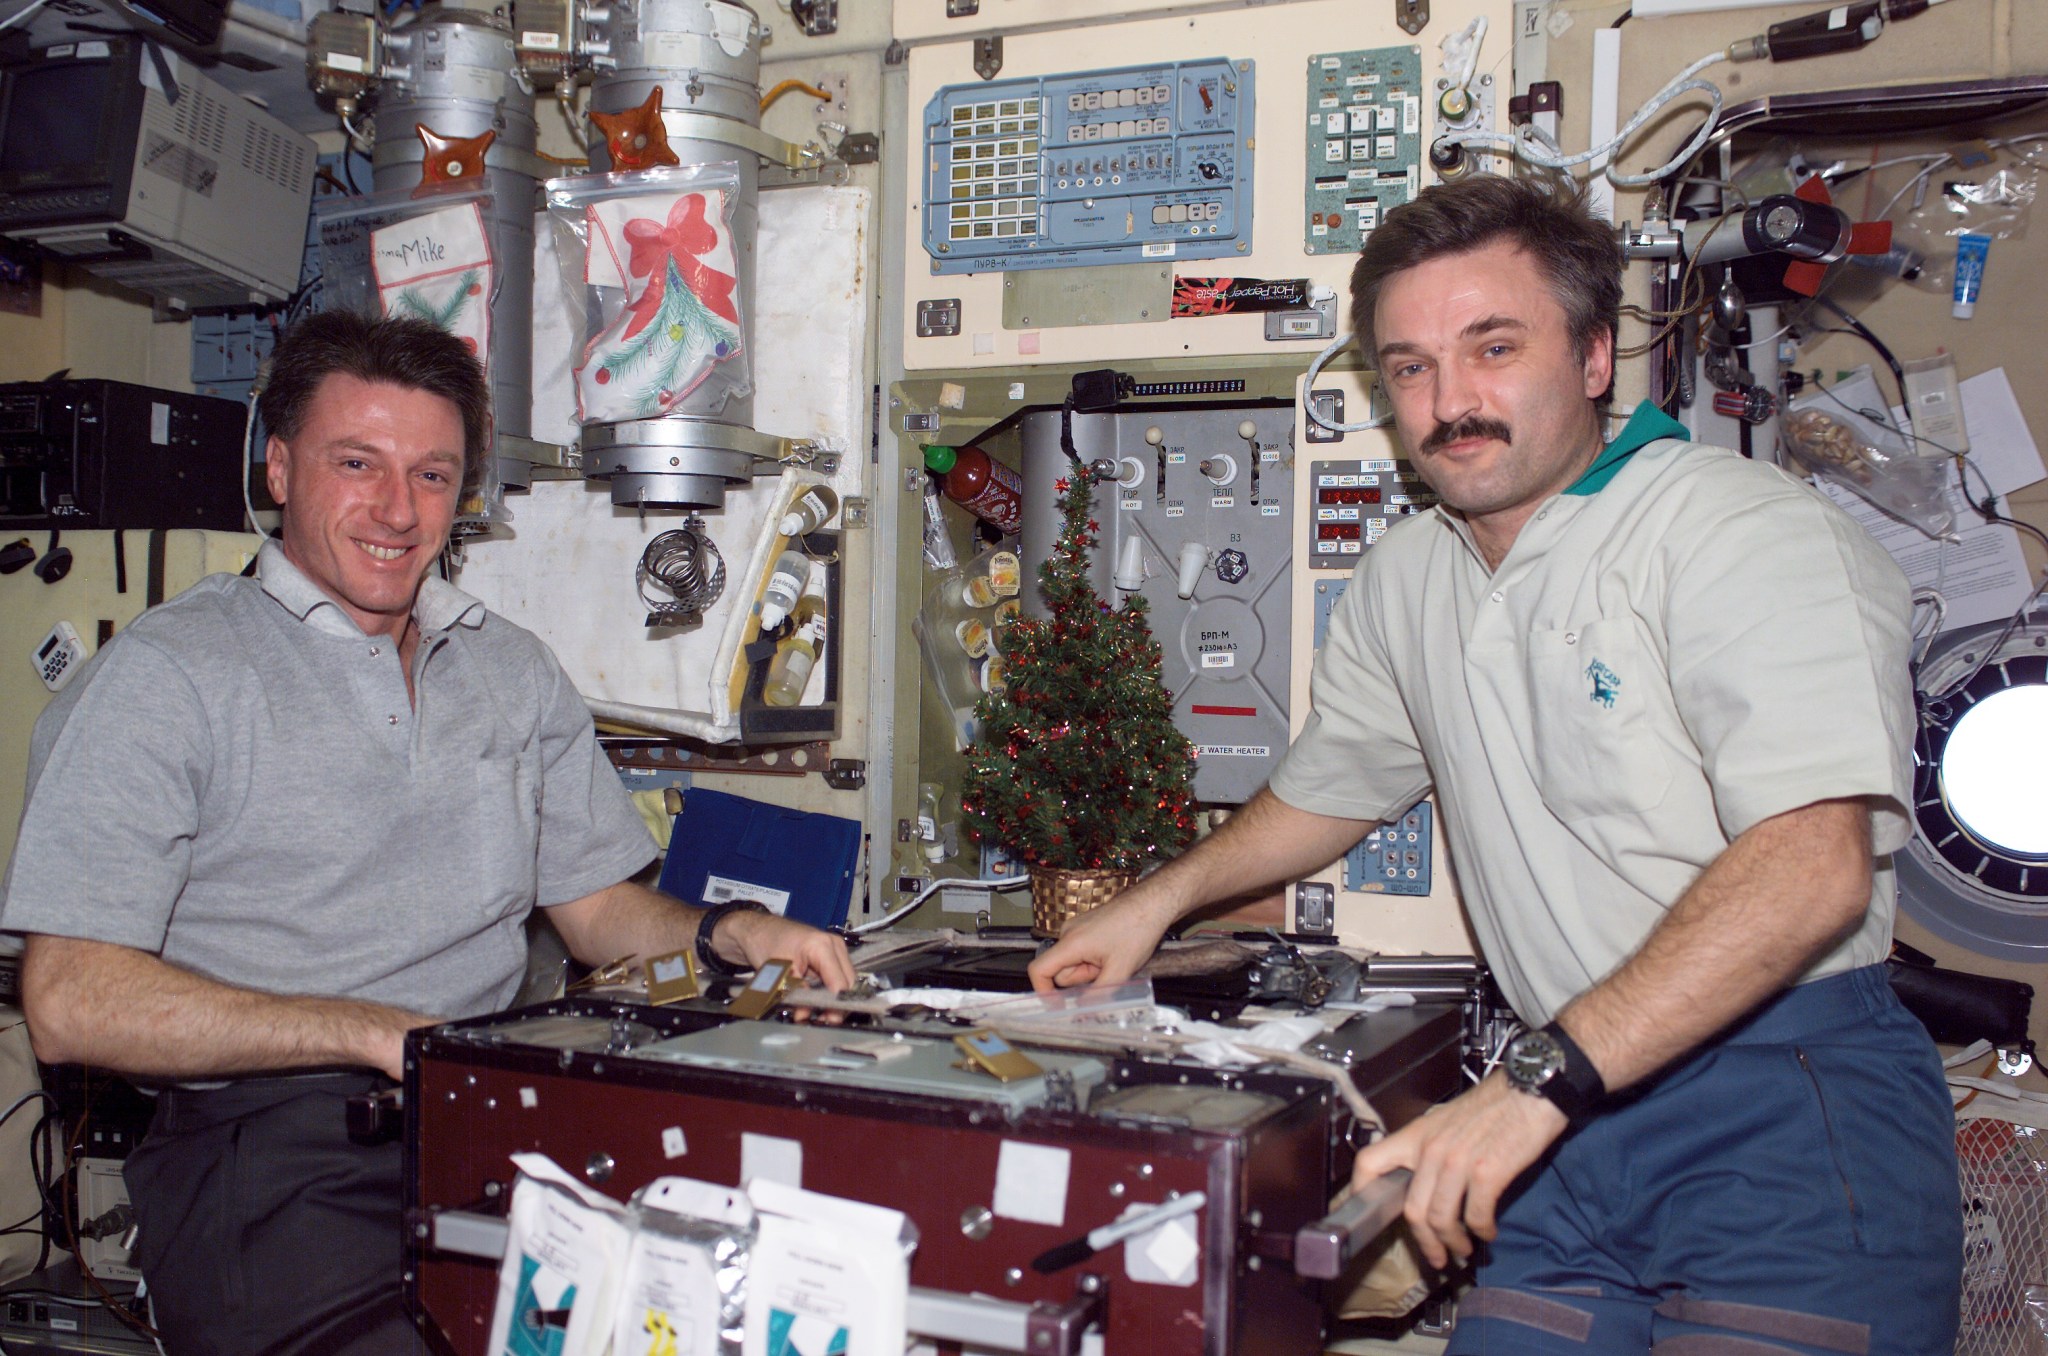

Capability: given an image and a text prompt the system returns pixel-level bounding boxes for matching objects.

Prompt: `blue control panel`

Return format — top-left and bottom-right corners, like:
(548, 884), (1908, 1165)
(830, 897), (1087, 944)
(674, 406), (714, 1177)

(922, 57), (1255, 274)
(1345, 800), (1433, 896)
(1314, 575), (1434, 897)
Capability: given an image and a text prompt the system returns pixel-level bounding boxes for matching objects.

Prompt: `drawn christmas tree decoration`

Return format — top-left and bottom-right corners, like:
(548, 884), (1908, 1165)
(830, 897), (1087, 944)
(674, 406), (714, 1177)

(370, 201), (494, 368)
(573, 186), (743, 423)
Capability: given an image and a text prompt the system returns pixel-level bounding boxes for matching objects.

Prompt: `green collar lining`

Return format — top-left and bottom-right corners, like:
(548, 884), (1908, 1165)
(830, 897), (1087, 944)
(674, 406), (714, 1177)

(1563, 404), (1691, 497)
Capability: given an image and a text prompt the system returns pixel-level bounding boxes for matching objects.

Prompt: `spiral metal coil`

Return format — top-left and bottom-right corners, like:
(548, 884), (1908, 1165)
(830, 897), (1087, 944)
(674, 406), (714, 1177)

(637, 516), (725, 628)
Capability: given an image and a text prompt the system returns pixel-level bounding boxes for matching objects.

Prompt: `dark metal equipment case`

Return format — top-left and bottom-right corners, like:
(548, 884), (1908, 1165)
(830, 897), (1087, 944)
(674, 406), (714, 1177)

(404, 987), (1466, 1356)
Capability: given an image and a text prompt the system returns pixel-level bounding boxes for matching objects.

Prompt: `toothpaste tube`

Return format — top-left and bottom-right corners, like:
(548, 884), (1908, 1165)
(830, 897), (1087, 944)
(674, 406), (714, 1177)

(1952, 233), (1991, 319)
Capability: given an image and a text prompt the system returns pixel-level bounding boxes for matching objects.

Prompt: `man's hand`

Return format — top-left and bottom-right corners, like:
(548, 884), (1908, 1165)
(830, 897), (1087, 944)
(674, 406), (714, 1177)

(1349, 1073), (1568, 1270)
(546, 882), (857, 994)
(365, 1008), (444, 1081)
(1025, 792), (1380, 992)
(720, 909), (855, 992)
(1027, 880), (1179, 991)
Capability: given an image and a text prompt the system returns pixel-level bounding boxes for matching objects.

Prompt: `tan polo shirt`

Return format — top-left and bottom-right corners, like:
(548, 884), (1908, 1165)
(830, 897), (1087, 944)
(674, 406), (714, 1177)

(1269, 432), (1915, 1026)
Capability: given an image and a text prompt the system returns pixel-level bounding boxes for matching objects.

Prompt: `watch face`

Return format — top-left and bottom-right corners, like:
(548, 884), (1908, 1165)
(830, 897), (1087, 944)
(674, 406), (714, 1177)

(1506, 1031), (1565, 1093)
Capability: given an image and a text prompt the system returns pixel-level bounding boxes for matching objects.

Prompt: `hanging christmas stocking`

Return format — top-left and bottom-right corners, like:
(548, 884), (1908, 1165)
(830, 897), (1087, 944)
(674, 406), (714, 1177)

(371, 201), (494, 369)
(575, 187), (743, 424)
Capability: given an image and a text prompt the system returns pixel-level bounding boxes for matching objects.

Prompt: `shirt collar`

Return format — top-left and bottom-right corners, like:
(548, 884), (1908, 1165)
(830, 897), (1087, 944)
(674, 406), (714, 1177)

(257, 538), (485, 638)
(1563, 403), (1691, 497)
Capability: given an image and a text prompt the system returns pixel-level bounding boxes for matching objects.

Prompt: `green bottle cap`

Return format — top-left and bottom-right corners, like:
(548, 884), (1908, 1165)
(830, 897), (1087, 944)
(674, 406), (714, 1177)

(923, 444), (959, 474)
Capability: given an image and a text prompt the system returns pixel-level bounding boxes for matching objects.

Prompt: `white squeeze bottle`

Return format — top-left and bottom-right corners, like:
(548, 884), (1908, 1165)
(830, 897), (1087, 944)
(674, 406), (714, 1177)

(758, 550), (809, 628)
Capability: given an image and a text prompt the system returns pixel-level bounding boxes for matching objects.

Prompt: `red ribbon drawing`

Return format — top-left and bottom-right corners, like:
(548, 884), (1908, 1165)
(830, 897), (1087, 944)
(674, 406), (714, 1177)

(619, 192), (739, 339)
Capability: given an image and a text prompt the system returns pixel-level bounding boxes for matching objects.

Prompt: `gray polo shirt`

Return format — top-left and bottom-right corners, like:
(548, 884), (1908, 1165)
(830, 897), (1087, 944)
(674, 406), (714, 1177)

(1271, 426), (1915, 1026)
(0, 541), (655, 1020)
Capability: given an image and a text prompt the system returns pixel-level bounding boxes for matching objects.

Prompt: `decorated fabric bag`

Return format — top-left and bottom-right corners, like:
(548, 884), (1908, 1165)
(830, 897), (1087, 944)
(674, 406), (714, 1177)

(546, 165), (749, 425)
(370, 200), (494, 368)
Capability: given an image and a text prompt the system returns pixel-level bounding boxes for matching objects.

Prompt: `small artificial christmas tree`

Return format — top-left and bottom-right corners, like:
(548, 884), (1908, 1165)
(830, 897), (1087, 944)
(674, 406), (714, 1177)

(960, 472), (1199, 875)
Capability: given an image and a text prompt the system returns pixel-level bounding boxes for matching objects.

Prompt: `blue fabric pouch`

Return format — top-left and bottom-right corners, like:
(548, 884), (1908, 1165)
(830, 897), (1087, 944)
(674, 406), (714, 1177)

(656, 787), (859, 929)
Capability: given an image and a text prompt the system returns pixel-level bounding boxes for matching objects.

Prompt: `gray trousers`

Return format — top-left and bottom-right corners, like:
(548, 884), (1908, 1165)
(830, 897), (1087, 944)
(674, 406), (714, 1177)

(123, 1073), (427, 1356)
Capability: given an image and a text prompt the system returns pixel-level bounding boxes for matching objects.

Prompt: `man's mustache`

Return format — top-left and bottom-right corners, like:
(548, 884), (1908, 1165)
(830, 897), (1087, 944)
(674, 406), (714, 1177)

(1420, 416), (1513, 454)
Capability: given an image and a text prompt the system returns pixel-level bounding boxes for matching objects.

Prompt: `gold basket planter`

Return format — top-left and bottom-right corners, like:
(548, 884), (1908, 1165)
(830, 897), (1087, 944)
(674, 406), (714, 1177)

(1029, 867), (1140, 939)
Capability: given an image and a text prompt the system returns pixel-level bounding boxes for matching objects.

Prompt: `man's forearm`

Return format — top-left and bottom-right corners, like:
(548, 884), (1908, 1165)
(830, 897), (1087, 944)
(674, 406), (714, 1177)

(1128, 788), (1379, 924)
(21, 935), (433, 1080)
(1558, 798), (1873, 1094)
(1030, 788), (1385, 991)
(544, 880), (856, 992)
(544, 881), (708, 966)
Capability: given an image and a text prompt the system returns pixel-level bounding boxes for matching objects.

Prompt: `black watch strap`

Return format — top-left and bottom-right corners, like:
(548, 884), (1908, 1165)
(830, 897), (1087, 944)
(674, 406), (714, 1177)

(1538, 1021), (1607, 1120)
(695, 899), (769, 977)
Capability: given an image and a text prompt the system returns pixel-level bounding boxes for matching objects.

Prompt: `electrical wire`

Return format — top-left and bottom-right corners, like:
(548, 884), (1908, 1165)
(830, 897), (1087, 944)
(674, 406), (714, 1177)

(1909, 464), (2048, 703)
(61, 1103), (163, 1346)
(760, 79), (833, 112)
(1809, 296), (1907, 415)
(848, 877), (1020, 936)
(240, 392), (266, 537)
(1910, 587), (1949, 669)
(0, 1091), (55, 1129)
(1441, 49), (1728, 188)
(0, 0), (52, 33)
(1301, 332), (1392, 435)
(1619, 206), (1737, 362)
(1957, 454), (2048, 559)
(1735, 317), (1799, 350)
(341, 111), (375, 157)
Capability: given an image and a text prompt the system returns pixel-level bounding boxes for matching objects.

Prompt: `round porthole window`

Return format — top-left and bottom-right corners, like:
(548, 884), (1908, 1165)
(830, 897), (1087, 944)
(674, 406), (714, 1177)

(1899, 621), (2048, 961)
(1940, 684), (2048, 859)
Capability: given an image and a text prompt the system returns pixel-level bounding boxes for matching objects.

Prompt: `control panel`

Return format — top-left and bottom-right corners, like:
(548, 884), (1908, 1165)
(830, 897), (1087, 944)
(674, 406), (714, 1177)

(922, 58), (1256, 274)
(1345, 799), (1433, 896)
(1303, 46), (1423, 256)
(1308, 573), (1435, 898)
(1018, 404), (1292, 804)
(1306, 456), (1437, 569)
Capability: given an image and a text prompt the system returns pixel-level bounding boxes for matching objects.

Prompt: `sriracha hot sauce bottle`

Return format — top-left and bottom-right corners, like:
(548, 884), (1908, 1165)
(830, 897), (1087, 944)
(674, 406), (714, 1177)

(923, 444), (1024, 534)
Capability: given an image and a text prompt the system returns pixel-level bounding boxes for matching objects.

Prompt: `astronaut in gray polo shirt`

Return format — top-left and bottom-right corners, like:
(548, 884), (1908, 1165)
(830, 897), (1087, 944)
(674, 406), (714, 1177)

(1030, 178), (1958, 1350)
(0, 311), (854, 1356)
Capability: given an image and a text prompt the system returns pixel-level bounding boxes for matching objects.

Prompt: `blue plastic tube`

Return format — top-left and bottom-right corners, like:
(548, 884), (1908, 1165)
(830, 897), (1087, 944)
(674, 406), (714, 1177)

(1953, 233), (1992, 319)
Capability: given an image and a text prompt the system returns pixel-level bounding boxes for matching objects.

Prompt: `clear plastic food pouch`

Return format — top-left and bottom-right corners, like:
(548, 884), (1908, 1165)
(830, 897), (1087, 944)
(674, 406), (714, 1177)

(1782, 388), (1955, 541)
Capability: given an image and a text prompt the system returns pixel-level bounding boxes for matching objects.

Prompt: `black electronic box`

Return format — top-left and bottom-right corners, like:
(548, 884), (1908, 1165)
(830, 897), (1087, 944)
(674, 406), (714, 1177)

(0, 379), (246, 531)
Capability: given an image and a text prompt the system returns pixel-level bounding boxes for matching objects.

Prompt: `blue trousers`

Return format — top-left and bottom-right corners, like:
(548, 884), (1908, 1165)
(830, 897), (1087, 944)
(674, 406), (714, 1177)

(1446, 965), (1962, 1355)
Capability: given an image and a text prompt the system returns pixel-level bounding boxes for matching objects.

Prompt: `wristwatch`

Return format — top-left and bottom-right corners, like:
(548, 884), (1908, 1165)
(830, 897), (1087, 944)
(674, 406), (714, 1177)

(1502, 1022), (1606, 1121)
(695, 899), (770, 977)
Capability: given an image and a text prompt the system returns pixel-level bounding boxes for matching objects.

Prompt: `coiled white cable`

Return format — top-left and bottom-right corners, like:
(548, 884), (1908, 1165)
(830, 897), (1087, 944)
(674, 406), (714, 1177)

(1301, 331), (1394, 436)
(1441, 48), (1729, 189)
